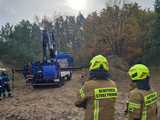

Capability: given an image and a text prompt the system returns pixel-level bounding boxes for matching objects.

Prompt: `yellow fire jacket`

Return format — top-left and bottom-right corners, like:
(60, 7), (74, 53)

(127, 88), (158, 120)
(75, 79), (118, 120)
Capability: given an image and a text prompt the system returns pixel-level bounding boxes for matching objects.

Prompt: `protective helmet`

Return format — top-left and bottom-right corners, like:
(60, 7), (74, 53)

(89, 55), (109, 71)
(128, 64), (150, 81)
(0, 68), (6, 71)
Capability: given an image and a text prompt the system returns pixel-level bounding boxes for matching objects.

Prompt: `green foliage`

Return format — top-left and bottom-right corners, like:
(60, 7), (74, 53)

(80, 3), (154, 65)
(0, 14), (85, 66)
(0, 20), (42, 66)
(1, 1), (160, 66)
(142, 0), (160, 65)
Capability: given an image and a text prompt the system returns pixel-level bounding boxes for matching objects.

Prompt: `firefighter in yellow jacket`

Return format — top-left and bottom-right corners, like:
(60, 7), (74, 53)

(75, 55), (118, 120)
(127, 64), (158, 120)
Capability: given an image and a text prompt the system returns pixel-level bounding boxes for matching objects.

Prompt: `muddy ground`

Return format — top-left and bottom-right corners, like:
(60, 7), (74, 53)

(0, 71), (159, 120)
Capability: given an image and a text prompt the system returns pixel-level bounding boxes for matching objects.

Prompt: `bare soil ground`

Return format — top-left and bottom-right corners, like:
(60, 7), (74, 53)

(0, 71), (159, 120)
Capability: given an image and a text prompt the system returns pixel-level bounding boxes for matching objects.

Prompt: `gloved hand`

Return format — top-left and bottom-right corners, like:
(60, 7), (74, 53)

(75, 101), (86, 109)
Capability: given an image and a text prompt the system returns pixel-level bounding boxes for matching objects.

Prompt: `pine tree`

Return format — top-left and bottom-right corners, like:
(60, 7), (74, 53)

(148, 0), (160, 64)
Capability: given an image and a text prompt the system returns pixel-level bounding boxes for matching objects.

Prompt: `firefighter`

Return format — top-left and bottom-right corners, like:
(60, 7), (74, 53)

(80, 69), (88, 85)
(127, 64), (158, 120)
(75, 55), (118, 120)
(1, 71), (12, 97)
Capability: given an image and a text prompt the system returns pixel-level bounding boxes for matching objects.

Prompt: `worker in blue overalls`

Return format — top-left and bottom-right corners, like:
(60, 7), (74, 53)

(0, 74), (5, 100)
(1, 71), (12, 97)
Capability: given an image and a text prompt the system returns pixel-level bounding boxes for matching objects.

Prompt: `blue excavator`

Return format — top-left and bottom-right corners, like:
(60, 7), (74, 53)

(19, 29), (74, 88)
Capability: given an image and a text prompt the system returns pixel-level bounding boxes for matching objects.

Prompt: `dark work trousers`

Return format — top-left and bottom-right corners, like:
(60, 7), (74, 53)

(0, 86), (5, 98)
(4, 83), (11, 96)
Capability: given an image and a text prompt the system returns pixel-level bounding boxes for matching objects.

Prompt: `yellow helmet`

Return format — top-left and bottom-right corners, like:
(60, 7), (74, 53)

(128, 64), (150, 81)
(89, 55), (109, 71)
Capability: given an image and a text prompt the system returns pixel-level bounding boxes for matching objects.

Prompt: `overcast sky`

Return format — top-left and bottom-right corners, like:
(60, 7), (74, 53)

(0, 0), (155, 27)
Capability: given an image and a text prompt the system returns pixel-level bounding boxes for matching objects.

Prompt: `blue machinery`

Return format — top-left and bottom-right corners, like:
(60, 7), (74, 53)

(17, 29), (75, 88)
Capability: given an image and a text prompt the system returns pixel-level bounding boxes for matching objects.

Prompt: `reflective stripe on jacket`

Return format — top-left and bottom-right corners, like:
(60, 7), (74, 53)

(127, 88), (158, 120)
(75, 79), (117, 120)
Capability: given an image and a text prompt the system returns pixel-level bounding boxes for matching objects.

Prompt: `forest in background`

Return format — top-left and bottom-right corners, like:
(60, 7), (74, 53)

(0, 0), (160, 67)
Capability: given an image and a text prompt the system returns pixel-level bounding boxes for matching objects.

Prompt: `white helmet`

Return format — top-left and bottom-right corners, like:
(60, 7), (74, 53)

(0, 68), (6, 71)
